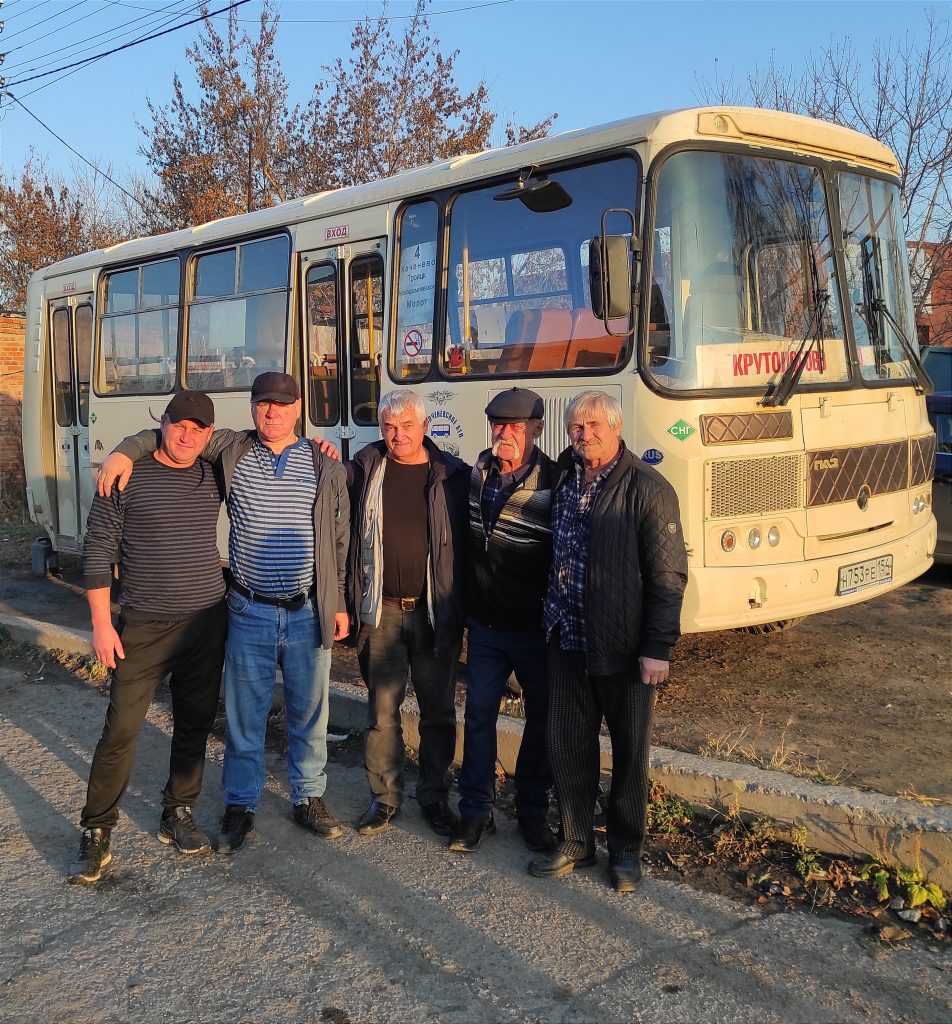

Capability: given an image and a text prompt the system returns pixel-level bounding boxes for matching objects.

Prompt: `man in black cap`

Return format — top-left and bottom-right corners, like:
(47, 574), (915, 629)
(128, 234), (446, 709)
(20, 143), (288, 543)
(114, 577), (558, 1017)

(96, 372), (350, 856)
(449, 387), (557, 854)
(69, 391), (226, 883)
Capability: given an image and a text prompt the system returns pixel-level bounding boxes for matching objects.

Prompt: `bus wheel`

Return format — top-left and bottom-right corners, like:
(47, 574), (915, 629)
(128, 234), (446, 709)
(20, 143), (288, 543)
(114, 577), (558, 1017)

(733, 618), (804, 636)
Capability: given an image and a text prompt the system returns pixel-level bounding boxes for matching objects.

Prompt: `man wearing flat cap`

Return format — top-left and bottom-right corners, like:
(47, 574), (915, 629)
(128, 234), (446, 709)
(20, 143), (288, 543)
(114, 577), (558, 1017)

(97, 372), (350, 855)
(449, 387), (557, 854)
(69, 392), (226, 883)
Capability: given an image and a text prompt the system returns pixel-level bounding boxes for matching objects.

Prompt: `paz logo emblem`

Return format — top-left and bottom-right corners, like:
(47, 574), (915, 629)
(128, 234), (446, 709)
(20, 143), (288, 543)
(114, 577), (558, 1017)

(667, 419), (695, 442)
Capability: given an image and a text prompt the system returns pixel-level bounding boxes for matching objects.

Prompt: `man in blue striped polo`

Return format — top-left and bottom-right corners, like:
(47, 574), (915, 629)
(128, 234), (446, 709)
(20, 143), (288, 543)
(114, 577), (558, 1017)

(100, 372), (350, 853)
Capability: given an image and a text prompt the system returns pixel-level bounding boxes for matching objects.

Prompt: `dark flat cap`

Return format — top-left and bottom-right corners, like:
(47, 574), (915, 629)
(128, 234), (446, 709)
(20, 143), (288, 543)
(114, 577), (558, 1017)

(485, 387), (544, 422)
(164, 391), (215, 427)
(251, 371), (300, 404)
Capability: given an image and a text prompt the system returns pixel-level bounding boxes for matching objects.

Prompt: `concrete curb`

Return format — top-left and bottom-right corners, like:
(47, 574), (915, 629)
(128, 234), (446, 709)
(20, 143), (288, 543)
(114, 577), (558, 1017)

(3, 612), (950, 888)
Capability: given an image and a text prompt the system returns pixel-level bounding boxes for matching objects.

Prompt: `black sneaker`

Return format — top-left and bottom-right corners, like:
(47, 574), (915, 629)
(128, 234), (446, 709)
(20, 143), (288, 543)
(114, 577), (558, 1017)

(292, 797), (343, 840)
(215, 805), (255, 854)
(157, 805), (211, 855)
(67, 828), (112, 885)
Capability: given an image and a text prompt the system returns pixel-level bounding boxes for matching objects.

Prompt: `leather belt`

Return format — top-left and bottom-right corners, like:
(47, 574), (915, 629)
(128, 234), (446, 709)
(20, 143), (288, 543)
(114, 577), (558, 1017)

(382, 596), (421, 611)
(230, 579), (313, 611)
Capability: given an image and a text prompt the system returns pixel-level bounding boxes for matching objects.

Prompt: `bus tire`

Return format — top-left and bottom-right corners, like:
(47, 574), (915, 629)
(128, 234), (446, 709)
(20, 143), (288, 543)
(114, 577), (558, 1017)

(732, 618), (804, 636)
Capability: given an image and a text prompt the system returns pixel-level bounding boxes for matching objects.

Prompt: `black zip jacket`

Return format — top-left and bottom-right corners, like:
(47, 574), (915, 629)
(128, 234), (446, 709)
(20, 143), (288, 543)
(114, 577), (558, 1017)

(551, 444), (688, 674)
(346, 437), (469, 651)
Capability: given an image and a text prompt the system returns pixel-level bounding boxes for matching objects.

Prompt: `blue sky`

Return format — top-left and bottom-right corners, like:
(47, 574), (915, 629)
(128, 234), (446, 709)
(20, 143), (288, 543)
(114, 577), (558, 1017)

(0, 1), (946, 183)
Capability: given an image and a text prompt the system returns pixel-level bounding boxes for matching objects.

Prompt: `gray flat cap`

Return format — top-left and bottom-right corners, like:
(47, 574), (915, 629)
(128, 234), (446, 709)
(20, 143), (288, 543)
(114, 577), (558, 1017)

(485, 387), (545, 422)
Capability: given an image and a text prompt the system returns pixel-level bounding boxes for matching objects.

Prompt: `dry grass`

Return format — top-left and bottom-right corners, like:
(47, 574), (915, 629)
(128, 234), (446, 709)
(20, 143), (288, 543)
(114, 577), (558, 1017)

(699, 718), (847, 786)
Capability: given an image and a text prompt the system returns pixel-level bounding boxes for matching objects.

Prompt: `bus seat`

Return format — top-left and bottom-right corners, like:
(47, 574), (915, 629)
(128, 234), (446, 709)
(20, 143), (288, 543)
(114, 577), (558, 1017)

(527, 308), (572, 370)
(564, 309), (625, 369)
(682, 262), (745, 344)
(495, 309), (542, 373)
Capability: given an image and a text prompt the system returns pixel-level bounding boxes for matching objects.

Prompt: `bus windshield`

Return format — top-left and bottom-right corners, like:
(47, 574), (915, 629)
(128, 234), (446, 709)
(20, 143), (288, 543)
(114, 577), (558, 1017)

(839, 173), (918, 383)
(647, 150), (847, 393)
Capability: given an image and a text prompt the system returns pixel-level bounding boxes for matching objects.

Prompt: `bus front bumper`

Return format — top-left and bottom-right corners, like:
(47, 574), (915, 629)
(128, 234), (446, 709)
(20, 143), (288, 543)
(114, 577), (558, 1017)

(681, 515), (937, 634)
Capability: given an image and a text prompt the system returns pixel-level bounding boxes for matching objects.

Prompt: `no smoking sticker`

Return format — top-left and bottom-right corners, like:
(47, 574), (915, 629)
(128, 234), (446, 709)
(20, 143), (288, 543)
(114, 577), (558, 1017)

(403, 330), (423, 357)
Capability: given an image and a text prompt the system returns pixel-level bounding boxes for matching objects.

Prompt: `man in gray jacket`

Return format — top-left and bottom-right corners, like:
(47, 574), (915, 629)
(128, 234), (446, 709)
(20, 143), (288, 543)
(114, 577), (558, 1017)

(97, 372), (349, 854)
(530, 390), (687, 893)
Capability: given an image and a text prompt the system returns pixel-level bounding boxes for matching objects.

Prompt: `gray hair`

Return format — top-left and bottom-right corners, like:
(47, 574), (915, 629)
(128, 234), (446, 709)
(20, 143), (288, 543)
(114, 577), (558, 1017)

(377, 389), (427, 425)
(563, 390), (623, 433)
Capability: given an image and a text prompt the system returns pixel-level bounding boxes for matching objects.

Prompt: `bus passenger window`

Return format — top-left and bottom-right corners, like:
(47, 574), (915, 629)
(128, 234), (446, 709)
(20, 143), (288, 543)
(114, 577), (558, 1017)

(394, 201), (438, 382)
(186, 235), (290, 390)
(98, 258), (179, 395)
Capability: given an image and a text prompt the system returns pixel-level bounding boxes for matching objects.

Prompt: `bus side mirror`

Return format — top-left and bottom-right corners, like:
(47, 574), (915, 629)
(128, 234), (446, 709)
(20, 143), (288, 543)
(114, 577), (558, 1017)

(589, 235), (631, 320)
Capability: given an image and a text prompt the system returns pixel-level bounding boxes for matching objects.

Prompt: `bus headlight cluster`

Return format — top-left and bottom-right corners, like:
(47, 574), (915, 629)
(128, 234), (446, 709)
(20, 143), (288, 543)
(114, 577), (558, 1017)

(720, 525), (782, 552)
(912, 492), (930, 514)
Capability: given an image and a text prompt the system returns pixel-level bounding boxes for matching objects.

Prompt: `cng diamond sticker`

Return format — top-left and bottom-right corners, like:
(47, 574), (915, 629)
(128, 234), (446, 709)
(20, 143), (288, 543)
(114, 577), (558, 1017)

(90, 412), (97, 424)
(667, 419), (695, 442)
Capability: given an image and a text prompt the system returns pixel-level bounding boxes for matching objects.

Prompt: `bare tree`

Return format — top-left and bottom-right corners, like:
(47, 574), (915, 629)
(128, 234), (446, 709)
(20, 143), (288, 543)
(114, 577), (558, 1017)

(139, 1), (309, 229)
(0, 156), (128, 310)
(696, 10), (952, 345)
(301, 0), (554, 192)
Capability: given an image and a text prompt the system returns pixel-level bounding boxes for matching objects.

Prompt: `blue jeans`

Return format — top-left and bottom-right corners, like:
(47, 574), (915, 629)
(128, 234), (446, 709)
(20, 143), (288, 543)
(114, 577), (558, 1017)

(222, 587), (332, 809)
(457, 620), (552, 822)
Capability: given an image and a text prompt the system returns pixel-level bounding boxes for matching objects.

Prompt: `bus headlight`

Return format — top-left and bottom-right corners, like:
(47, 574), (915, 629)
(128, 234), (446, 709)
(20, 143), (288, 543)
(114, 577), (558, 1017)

(721, 530), (736, 552)
(748, 528), (762, 550)
(912, 496), (924, 514)
(767, 526), (781, 547)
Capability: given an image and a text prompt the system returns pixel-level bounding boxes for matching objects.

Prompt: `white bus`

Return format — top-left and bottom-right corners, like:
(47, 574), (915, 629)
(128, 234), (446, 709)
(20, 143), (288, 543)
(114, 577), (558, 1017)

(22, 106), (937, 632)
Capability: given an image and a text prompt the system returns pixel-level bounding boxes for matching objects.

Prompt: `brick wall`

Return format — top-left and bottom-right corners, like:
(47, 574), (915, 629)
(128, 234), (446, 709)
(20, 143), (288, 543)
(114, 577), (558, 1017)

(0, 315), (26, 484)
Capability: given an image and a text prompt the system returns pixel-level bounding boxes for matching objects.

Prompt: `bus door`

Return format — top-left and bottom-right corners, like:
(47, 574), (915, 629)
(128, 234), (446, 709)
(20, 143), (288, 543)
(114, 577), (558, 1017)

(301, 240), (386, 458)
(48, 295), (94, 544)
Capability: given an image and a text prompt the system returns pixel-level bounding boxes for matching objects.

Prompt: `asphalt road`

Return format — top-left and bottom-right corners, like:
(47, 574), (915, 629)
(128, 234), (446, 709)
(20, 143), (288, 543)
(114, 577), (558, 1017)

(1, 659), (949, 1024)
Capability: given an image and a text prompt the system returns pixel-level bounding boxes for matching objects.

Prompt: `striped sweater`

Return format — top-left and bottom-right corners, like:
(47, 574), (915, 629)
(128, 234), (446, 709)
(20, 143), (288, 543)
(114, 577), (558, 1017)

(83, 455), (225, 621)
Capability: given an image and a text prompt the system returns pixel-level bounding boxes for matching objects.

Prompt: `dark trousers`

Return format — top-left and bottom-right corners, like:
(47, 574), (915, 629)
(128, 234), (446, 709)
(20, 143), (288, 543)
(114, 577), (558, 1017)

(357, 603), (460, 808)
(457, 620), (551, 822)
(81, 601), (227, 830)
(547, 641), (655, 861)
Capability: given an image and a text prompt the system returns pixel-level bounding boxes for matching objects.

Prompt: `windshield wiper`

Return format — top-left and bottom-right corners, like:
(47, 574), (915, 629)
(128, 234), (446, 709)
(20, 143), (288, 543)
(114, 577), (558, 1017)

(761, 287), (829, 408)
(869, 297), (933, 395)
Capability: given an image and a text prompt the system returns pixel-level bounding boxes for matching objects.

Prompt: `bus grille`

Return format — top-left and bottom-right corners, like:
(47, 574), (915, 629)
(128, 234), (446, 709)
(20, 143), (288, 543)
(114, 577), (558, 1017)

(807, 441), (907, 506)
(707, 455), (803, 518)
(910, 433), (936, 486)
(541, 396), (570, 458)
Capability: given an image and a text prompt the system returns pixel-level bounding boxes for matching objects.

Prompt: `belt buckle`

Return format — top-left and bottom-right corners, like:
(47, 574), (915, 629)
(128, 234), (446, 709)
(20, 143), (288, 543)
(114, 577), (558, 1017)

(400, 597), (416, 611)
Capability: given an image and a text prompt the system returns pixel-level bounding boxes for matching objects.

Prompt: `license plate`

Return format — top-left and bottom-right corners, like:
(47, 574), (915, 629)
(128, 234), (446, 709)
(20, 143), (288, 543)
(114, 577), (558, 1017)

(837, 554), (893, 596)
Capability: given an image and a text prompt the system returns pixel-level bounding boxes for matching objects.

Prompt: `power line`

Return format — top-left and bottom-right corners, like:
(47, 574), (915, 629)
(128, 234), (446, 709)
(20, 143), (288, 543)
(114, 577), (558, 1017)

(4, 91), (146, 212)
(1, 0), (202, 80)
(1, 0), (92, 50)
(3, 0), (252, 87)
(100, 0), (515, 25)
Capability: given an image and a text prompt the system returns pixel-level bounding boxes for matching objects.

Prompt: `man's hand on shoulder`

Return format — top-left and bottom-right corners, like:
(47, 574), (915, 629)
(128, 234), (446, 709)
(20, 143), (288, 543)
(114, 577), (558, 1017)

(311, 437), (342, 462)
(92, 621), (125, 670)
(97, 453), (134, 496)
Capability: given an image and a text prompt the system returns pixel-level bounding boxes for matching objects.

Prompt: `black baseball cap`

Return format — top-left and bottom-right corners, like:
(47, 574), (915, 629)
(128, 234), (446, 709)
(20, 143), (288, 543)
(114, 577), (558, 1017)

(251, 371), (300, 404)
(164, 391), (215, 427)
(485, 387), (544, 422)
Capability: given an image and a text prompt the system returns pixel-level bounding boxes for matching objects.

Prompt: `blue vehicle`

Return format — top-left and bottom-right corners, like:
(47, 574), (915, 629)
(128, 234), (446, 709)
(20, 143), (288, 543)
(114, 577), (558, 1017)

(926, 382), (951, 567)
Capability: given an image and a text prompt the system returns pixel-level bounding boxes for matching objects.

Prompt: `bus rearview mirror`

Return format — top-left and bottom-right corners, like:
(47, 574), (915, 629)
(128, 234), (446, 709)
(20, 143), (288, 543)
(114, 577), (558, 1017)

(589, 235), (631, 320)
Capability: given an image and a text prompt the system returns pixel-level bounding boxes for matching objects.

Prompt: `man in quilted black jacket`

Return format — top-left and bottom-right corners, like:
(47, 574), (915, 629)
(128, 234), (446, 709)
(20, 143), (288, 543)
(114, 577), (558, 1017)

(530, 390), (687, 893)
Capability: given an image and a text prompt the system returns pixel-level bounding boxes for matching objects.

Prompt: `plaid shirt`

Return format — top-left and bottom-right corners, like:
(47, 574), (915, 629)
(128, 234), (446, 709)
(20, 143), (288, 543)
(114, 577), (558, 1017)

(543, 445), (624, 650)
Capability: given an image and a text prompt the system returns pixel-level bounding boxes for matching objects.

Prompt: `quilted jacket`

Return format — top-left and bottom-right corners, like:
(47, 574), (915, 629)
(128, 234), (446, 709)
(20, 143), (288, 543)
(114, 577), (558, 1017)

(551, 444), (688, 675)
